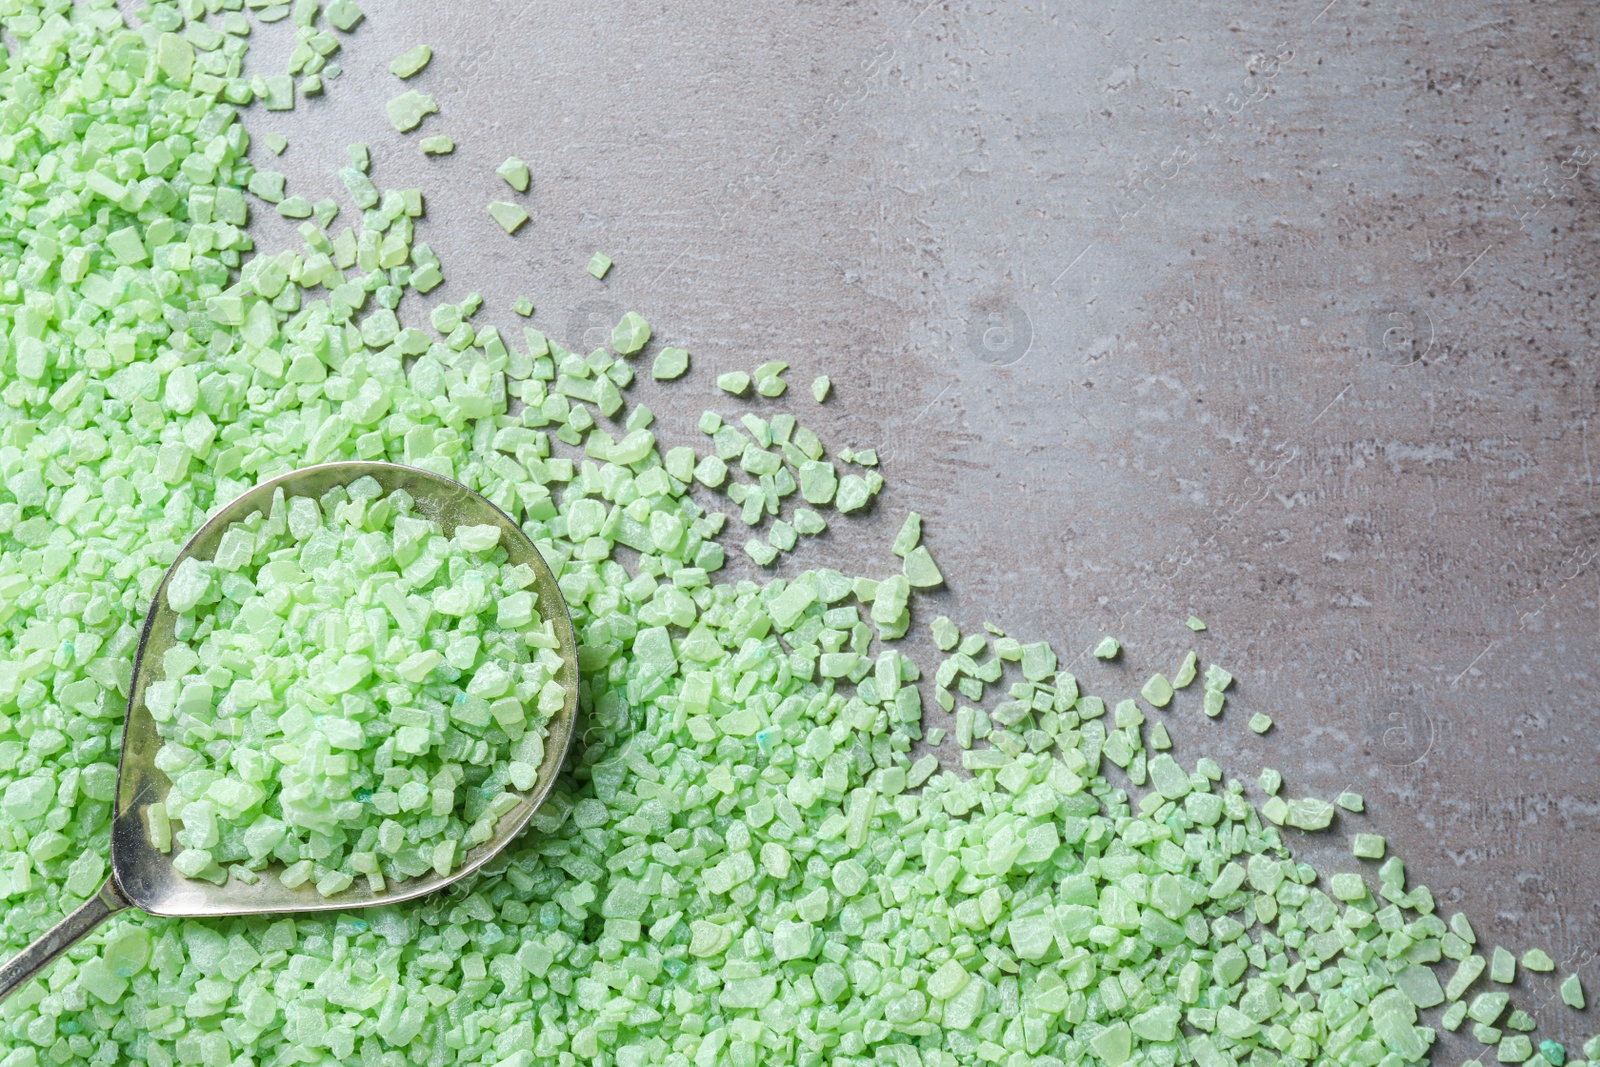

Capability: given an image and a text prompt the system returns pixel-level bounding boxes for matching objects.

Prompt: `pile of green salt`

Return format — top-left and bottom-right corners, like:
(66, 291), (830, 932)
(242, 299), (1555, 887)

(147, 479), (562, 896)
(0, 2), (1591, 1067)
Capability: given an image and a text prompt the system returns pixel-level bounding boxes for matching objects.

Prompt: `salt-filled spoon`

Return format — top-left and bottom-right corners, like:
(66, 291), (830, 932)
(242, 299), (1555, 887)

(0, 461), (579, 999)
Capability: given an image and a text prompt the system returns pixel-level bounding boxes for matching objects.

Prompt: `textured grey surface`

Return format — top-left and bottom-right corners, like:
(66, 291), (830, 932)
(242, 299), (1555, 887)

(251, 0), (1599, 1051)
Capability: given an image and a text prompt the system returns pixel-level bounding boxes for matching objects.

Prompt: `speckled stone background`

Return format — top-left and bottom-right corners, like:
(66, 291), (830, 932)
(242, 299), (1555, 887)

(245, 0), (1600, 1053)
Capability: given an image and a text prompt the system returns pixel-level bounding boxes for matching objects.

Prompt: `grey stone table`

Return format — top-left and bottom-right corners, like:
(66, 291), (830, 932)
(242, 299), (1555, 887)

(252, 0), (1600, 1054)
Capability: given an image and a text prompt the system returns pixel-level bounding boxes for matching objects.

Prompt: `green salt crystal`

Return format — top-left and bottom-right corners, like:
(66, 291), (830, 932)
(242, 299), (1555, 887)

(1447, 955), (1487, 1002)
(1330, 871), (1366, 901)
(488, 201), (528, 233)
(1524, 948), (1556, 972)
(836, 474), (874, 512)
(326, 0), (365, 30)
(612, 311), (651, 354)
(799, 460), (837, 504)
(498, 156), (531, 191)
(892, 512), (921, 556)
(386, 89), (438, 131)
(653, 346), (690, 379)
(1396, 962), (1446, 1007)
(903, 546), (944, 589)
(1471, 991), (1510, 1025)
(1501, 1036), (1535, 1063)
(389, 44), (432, 79)
(1141, 672), (1174, 707)
(1284, 797), (1335, 830)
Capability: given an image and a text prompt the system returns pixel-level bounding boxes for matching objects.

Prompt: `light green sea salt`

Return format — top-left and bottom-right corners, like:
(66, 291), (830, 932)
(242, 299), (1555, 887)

(716, 370), (751, 395)
(754, 361), (788, 398)
(892, 512), (922, 556)
(611, 312), (650, 355)
(261, 73), (294, 110)
(420, 135), (455, 155)
(1282, 796), (1335, 830)
(1501, 1035), (1534, 1062)
(386, 88), (438, 131)
(1524, 948), (1556, 972)
(327, 0), (365, 30)
(151, 482), (560, 894)
(586, 250), (613, 278)
(498, 156), (532, 192)
(1094, 635), (1120, 658)
(0, 5), (1584, 1067)
(652, 346), (690, 379)
(1140, 672), (1173, 707)
(487, 201), (528, 233)
(275, 195), (313, 218)
(1472, 991), (1511, 1025)
(389, 44), (432, 79)
(903, 545), (944, 588)
(1449, 954), (1487, 1001)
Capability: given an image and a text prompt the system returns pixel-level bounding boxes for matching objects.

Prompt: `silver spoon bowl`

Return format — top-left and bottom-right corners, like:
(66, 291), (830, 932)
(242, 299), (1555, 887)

(0, 461), (579, 998)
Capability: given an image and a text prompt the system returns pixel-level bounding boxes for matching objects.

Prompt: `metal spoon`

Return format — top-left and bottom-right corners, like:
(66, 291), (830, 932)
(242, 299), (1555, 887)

(0, 461), (580, 999)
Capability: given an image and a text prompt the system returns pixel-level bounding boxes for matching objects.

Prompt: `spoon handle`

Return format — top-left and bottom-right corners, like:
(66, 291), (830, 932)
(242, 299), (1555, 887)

(0, 877), (131, 1001)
